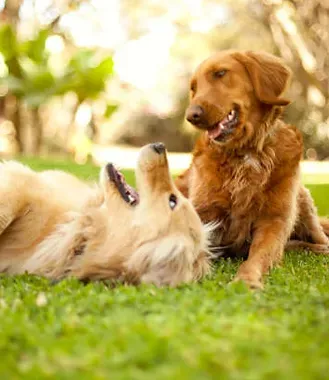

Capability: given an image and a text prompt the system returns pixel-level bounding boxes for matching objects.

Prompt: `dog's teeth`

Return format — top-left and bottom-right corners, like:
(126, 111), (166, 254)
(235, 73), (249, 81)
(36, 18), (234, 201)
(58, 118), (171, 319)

(220, 124), (225, 130)
(228, 113), (233, 121)
(128, 194), (135, 203)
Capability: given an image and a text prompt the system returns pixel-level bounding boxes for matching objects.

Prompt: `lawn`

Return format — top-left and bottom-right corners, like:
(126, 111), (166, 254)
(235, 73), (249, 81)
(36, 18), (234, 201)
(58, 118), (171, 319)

(1, 158), (329, 379)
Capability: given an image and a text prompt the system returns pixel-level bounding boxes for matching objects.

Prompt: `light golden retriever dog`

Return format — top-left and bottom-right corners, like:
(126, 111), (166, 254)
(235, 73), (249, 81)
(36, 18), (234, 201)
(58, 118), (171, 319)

(0, 143), (212, 286)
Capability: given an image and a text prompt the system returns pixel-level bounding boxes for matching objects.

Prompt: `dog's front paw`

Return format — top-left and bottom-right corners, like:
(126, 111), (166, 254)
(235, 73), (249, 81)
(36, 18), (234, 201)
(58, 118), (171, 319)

(232, 274), (263, 290)
(233, 265), (263, 290)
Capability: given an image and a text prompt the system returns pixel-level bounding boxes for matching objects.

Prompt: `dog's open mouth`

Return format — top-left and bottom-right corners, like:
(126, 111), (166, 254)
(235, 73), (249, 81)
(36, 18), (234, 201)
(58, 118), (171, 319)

(207, 107), (239, 141)
(106, 164), (139, 206)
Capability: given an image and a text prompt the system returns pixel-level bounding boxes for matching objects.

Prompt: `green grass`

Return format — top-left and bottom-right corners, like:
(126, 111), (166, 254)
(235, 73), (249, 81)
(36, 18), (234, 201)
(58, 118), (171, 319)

(1, 158), (329, 379)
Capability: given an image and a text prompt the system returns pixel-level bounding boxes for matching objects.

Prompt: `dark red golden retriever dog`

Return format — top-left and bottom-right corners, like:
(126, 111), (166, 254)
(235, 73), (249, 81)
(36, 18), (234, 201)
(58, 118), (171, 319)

(176, 50), (329, 289)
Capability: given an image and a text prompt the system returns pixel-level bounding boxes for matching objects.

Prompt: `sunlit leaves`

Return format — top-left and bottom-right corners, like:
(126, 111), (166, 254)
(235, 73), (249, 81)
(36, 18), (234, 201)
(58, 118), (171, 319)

(0, 24), (114, 108)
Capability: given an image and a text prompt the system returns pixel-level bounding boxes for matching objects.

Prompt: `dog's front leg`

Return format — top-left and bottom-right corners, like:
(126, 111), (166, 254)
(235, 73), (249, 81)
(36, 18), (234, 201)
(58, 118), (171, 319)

(233, 174), (300, 289)
(234, 218), (290, 289)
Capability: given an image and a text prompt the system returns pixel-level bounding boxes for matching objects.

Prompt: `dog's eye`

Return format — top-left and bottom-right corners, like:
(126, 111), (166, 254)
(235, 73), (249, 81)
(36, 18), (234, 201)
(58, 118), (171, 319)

(213, 69), (227, 78)
(169, 194), (177, 210)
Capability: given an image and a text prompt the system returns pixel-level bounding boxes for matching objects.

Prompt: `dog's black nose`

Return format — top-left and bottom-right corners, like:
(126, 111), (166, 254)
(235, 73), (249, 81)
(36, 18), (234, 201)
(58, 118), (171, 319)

(152, 142), (166, 154)
(186, 105), (204, 124)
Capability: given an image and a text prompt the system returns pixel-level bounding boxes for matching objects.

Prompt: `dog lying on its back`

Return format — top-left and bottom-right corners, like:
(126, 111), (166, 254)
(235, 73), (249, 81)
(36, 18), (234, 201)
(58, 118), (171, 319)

(0, 143), (212, 286)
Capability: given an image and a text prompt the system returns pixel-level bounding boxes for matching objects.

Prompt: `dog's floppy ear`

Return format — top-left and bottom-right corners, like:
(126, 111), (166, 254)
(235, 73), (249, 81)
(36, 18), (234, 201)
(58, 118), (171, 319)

(233, 51), (291, 106)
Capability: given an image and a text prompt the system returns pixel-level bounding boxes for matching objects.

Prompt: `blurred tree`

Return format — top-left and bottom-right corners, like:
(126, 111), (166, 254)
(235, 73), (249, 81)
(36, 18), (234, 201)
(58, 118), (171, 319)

(52, 49), (116, 145)
(0, 0), (115, 155)
(251, 0), (329, 159)
(0, 25), (55, 152)
(0, 0), (23, 151)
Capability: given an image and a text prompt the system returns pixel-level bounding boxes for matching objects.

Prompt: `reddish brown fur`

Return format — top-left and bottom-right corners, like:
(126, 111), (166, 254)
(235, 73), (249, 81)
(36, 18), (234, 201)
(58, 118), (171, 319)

(176, 50), (329, 288)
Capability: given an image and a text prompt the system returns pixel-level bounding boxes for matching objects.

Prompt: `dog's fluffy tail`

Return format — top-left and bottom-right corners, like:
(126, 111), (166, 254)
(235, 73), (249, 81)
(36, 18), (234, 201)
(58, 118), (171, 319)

(320, 218), (329, 237)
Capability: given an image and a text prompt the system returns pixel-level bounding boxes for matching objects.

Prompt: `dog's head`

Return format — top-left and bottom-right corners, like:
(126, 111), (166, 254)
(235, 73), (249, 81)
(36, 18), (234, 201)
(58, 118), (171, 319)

(186, 50), (291, 148)
(99, 143), (212, 286)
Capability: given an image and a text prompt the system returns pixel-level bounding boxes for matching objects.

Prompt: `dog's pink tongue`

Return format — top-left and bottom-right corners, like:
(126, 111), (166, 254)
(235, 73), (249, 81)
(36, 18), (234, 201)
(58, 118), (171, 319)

(207, 123), (223, 139)
(207, 114), (230, 139)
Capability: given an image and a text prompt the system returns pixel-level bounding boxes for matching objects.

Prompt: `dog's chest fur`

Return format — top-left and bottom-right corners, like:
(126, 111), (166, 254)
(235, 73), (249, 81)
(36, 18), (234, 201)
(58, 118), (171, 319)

(188, 141), (275, 250)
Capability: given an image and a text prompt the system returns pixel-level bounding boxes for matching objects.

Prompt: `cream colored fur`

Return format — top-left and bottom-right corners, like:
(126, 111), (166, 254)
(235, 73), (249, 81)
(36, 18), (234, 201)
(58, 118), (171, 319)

(0, 145), (212, 286)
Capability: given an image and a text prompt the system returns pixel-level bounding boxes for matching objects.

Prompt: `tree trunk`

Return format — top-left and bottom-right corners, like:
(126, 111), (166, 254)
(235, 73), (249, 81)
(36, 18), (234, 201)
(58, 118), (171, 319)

(30, 107), (43, 155)
(12, 99), (23, 153)
(5, 94), (23, 153)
